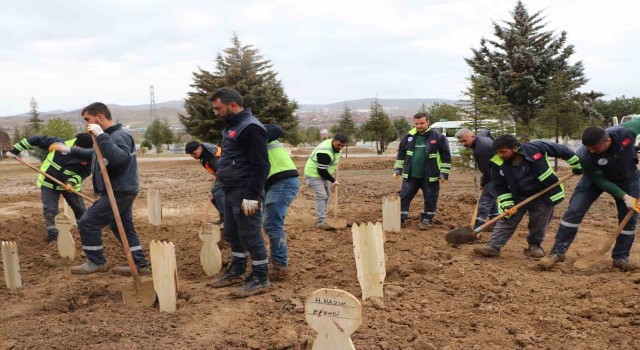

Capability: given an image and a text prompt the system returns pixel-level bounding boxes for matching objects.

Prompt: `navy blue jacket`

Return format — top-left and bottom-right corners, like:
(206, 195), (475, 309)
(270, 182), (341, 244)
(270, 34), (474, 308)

(216, 108), (270, 201)
(490, 141), (581, 213)
(470, 134), (494, 187)
(71, 123), (139, 195)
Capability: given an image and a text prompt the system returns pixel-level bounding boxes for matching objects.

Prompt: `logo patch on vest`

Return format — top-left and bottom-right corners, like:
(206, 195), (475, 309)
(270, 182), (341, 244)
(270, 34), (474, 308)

(408, 137), (413, 142)
(227, 129), (237, 138)
(597, 158), (608, 166)
(532, 152), (543, 160)
(430, 139), (437, 144)
(622, 137), (632, 146)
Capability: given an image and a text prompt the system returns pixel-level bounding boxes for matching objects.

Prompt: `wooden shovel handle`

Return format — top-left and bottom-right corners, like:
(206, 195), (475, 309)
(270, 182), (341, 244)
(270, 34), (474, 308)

(474, 173), (575, 234)
(597, 209), (635, 255)
(469, 189), (482, 228)
(12, 156), (95, 203)
(91, 134), (141, 283)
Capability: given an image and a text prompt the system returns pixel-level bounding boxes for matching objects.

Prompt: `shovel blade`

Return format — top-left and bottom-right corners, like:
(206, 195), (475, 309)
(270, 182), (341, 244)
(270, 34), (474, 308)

(445, 225), (478, 245)
(121, 280), (156, 308)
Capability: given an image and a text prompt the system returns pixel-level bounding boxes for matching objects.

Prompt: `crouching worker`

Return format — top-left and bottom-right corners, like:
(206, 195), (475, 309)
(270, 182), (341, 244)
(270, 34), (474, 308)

(5, 133), (93, 244)
(474, 135), (582, 259)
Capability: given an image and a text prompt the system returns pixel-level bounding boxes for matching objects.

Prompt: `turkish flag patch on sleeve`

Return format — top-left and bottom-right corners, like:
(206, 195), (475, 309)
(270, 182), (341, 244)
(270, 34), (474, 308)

(228, 130), (237, 138)
(622, 138), (632, 146)
(430, 140), (437, 144)
(532, 152), (543, 160)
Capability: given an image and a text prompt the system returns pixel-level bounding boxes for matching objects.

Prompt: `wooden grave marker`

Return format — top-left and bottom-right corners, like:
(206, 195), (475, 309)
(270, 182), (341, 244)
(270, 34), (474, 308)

(352, 222), (386, 300)
(382, 196), (401, 233)
(54, 213), (76, 261)
(63, 200), (76, 222)
(147, 189), (162, 226)
(199, 223), (222, 276)
(150, 240), (178, 313)
(305, 288), (362, 350)
(1, 241), (22, 289)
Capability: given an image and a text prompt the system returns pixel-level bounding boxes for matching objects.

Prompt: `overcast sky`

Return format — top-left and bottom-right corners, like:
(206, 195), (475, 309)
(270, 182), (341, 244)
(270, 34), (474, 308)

(1, 0), (639, 116)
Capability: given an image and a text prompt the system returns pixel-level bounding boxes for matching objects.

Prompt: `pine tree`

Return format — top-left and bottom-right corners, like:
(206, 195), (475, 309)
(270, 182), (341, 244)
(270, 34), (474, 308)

(180, 34), (300, 144)
(40, 118), (76, 140)
(460, 75), (512, 134)
(330, 107), (357, 157)
(392, 117), (411, 137)
(360, 100), (396, 155)
(25, 97), (44, 136)
(465, 1), (589, 141)
(427, 103), (461, 123)
(145, 119), (174, 154)
(304, 127), (321, 146)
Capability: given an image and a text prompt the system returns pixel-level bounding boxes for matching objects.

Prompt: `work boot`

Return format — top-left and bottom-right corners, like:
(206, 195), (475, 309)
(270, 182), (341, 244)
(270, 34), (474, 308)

(112, 265), (152, 276)
(269, 263), (288, 281)
(537, 253), (565, 270)
(317, 222), (336, 231)
(70, 260), (109, 274)
(207, 263), (246, 288)
(612, 258), (640, 272)
(524, 244), (545, 258)
(401, 219), (407, 228)
(473, 246), (500, 257)
(418, 219), (432, 230)
(232, 270), (271, 298)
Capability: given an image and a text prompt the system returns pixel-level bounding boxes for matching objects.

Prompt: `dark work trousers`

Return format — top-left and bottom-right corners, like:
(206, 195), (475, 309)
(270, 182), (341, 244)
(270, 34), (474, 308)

(399, 177), (440, 222)
(551, 173), (639, 260)
(77, 194), (148, 267)
(210, 184), (225, 224)
(487, 197), (554, 251)
(41, 188), (86, 242)
(223, 186), (269, 273)
(475, 182), (499, 228)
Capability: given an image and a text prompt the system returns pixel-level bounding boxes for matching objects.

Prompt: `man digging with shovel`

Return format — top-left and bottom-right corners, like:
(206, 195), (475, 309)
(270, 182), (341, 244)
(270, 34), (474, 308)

(304, 134), (347, 230)
(5, 133), (93, 245)
(473, 135), (582, 259)
(50, 102), (150, 275)
(538, 120), (640, 272)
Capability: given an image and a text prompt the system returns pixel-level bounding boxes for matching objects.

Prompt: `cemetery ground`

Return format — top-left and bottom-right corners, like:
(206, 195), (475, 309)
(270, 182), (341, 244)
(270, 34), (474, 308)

(1, 156), (640, 349)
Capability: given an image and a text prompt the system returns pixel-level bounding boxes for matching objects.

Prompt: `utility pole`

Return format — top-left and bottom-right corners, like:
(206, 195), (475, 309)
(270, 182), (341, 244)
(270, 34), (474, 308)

(149, 85), (157, 121)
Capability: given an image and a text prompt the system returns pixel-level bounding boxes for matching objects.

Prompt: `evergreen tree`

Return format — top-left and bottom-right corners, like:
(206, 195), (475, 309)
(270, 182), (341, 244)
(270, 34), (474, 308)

(304, 127), (321, 146)
(180, 34), (300, 144)
(145, 119), (174, 154)
(460, 75), (512, 134)
(25, 97), (44, 136)
(330, 107), (357, 157)
(427, 102), (461, 123)
(360, 100), (396, 155)
(593, 96), (640, 126)
(465, 1), (589, 141)
(392, 117), (411, 137)
(40, 118), (76, 140)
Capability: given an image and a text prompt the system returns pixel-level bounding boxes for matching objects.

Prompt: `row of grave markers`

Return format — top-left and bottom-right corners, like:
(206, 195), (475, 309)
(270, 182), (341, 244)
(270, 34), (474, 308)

(3, 194), (401, 350)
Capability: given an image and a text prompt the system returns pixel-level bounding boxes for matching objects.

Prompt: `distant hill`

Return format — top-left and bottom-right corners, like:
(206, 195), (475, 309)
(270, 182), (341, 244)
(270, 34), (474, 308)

(298, 98), (456, 114)
(0, 97), (457, 130)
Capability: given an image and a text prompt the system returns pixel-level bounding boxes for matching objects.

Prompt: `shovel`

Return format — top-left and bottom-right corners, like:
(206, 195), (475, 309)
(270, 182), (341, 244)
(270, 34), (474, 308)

(445, 173), (575, 245)
(327, 167), (348, 229)
(10, 156), (95, 203)
(573, 209), (635, 269)
(90, 134), (155, 307)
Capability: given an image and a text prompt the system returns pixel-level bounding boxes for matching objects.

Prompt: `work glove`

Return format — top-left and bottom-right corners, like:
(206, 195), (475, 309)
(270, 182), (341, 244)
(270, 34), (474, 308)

(333, 180), (340, 186)
(439, 175), (448, 184)
(241, 199), (260, 216)
(503, 206), (518, 218)
(623, 194), (640, 213)
(571, 168), (583, 175)
(393, 170), (402, 178)
(64, 183), (74, 193)
(4, 151), (16, 158)
(87, 123), (104, 136)
(49, 142), (71, 154)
